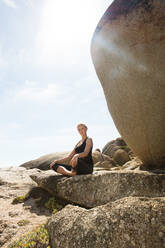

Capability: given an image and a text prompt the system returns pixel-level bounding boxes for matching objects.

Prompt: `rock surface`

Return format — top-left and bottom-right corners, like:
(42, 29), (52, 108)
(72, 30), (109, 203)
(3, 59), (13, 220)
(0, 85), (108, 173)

(30, 169), (165, 208)
(92, 150), (115, 165)
(19, 152), (70, 170)
(121, 157), (142, 171)
(113, 148), (130, 165)
(0, 167), (50, 248)
(102, 137), (128, 156)
(91, 0), (165, 169)
(47, 196), (165, 248)
(102, 137), (131, 165)
(94, 160), (116, 171)
(0, 167), (37, 198)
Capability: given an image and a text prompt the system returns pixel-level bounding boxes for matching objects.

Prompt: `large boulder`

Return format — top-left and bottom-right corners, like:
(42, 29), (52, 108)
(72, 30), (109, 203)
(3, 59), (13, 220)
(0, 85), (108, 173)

(92, 150), (117, 170)
(30, 170), (165, 208)
(102, 137), (128, 156)
(113, 149), (130, 165)
(92, 150), (115, 164)
(91, 0), (165, 169)
(102, 138), (132, 165)
(47, 196), (165, 248)
(19, 152), (70, 170)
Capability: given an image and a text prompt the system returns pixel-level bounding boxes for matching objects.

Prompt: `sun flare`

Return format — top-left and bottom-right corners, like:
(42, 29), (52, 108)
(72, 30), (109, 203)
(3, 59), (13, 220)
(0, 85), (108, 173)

(36, 0), (102, 59)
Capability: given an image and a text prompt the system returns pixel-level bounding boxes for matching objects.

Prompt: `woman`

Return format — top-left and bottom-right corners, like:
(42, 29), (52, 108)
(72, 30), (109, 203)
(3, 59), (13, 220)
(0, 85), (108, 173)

(50, 123), (93, 176)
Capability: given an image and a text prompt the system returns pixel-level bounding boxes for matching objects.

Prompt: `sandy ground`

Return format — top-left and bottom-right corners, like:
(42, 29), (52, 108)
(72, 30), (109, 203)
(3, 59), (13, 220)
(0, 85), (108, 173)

(0, 167), (51, 248)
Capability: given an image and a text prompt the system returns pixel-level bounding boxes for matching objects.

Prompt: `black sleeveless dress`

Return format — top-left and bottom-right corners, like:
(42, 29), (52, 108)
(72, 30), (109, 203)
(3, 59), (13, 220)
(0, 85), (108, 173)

(52, 137), (93, 175)
(74, 137), (93, 175)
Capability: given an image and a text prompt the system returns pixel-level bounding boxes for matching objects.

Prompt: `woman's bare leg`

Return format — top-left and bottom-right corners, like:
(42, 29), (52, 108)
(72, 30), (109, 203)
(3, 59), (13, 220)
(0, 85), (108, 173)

(56, 166), (76, 176)
(71, 159), (77, 168)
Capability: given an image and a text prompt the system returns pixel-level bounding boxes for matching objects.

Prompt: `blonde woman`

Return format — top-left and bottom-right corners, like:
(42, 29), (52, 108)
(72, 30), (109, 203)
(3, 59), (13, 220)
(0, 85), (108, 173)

(50, 123), (93, 176)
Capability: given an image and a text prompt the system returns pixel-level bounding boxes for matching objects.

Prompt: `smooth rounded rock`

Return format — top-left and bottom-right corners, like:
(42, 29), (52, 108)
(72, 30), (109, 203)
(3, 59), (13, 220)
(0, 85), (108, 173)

(113, 149), (130, 165)
(91, 0), (165, 169)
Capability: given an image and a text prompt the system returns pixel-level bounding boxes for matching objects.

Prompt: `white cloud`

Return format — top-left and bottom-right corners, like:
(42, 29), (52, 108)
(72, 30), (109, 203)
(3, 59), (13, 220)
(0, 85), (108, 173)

(11, 80), (64, 103)
(2, 0), (17, 8)
(0, 46), (31, 72)
(2, 79), (78, 108)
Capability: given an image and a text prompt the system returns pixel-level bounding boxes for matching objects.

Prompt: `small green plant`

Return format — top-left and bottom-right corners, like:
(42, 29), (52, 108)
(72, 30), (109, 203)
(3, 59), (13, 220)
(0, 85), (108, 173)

(9, 223), (50, 248)
(12, 194), (28, 204)
(45, 197), (64, 213)
(17, 219), (30, 226)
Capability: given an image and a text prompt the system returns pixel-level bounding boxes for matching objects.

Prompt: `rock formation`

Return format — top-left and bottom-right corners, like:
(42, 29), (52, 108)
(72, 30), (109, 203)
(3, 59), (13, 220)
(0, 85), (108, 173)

(102, 137), (131, 165)
(30, 170), (165, 208)
(47, 196), (165, 248)
(92, 150), (115, 164)
(19, 152), (70, 170)
(1, 159), (164, 247)
(91, 0), (165, 169)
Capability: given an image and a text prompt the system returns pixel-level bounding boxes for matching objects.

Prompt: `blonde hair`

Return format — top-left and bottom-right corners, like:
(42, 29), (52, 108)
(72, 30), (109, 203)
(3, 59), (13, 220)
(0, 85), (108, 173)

(77, 123), (88, 129)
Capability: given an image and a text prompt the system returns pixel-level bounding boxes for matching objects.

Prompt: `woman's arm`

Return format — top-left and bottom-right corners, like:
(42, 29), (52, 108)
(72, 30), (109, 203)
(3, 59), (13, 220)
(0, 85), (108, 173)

(57, 149), (76, 163)
(50, 149), (75, 168)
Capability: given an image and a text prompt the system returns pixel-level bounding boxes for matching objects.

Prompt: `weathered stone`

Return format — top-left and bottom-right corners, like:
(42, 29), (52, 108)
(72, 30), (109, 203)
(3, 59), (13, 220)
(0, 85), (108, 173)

(0, 179), (6, 186)
(47, 196), (165, 248)
(122, 157), (142, 170)
(113, 149), (130, 165)
(91, 0), (165, 169)
(102, 137), (130, 157)
(19, 152), (70, 170)
(0, 167), (37, 199)
(30, 170), (165, 208)
(94, 161), (115, 171)
(102, 138), (131, 165)
(92, 150), (115, 165)
(103, 143), (120, 157)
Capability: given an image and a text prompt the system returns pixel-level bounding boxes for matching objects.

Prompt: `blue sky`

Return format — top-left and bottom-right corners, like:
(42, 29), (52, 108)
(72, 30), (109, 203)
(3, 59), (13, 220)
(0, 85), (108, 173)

(0, 0), (119, 167)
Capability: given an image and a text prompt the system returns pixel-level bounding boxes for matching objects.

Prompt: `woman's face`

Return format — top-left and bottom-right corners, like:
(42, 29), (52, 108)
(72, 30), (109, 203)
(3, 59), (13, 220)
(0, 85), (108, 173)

(77, 125), (87, 136)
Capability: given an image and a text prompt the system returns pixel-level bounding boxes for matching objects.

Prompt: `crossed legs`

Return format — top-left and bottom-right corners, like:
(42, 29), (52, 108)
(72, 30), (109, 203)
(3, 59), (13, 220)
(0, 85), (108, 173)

(51, 163), (77, 176)
(56, 166), (76, 176)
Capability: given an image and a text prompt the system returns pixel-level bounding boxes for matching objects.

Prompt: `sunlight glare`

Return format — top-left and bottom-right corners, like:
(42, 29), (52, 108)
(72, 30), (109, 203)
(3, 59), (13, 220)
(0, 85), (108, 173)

(36, 0), (102, 61)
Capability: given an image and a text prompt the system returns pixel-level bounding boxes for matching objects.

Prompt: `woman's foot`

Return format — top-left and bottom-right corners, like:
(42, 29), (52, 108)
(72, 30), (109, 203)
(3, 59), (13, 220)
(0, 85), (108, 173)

(56, 166), (76, 176)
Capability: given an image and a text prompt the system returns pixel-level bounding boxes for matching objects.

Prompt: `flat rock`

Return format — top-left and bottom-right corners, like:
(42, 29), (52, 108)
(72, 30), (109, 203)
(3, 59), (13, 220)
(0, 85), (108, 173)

(47, 196), (165, 248)
(30, 170), (165, 208)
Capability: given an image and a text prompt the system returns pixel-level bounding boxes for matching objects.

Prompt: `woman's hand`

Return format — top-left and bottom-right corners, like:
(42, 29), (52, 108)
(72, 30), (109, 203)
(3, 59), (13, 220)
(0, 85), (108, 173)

(50, 160), (57, 169)
(70, 154), (79, 167)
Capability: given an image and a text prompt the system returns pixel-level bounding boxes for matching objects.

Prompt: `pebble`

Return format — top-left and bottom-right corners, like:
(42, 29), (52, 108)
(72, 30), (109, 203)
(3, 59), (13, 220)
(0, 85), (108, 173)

(159, 232), (164, 238)
(8, 211), (19, 217)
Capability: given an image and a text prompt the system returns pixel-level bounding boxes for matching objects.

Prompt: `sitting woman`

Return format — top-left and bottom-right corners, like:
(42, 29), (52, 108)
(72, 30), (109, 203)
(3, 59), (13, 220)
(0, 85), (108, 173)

(50, 123), (93, 176)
